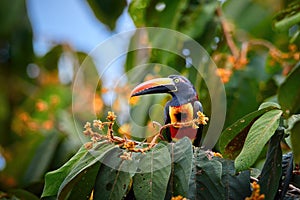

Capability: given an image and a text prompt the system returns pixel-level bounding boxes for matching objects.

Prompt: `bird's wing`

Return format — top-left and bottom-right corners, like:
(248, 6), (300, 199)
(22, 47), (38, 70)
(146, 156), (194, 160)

(193, 100), (203, 114)
(192, 100), (203, 147)
(163, 101), (172, 142)
(164, 101), (171, 124)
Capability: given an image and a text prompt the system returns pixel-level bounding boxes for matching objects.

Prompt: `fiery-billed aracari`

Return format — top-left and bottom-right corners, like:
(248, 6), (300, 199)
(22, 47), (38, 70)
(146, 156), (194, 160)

(130, 75), (203, 147)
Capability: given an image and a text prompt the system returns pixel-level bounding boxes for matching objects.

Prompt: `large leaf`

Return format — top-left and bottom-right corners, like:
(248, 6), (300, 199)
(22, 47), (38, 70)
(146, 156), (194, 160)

(57, 143), (117, 199)
(219, 102), (280, 158)
(220, 159), (251, 199)
(93, 148), (137, 200)
(166, 137), (193, 198)
(42, 146), (87, 198)
(133, 143), (171, 200)
(258, 128), (284, 200)
(188, 148), (251, 199)
(66, 161), (101, 200)
(235, 109), (283, 172)
(278, 62), (300, 117)
(23, 132), (60, 185)
(291, 120), (300, 164)
(87, 0), (126, 30)
(188, 149), (224, 199)
(224, 56), (272, 128)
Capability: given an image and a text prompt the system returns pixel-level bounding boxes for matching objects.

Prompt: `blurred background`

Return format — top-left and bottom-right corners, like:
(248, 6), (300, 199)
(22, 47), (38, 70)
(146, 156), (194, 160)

(0, 0), (299, 198)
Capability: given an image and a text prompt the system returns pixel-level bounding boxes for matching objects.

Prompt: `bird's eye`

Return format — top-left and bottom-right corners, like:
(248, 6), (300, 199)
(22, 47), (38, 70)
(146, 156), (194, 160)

(174, 78), (180, 83)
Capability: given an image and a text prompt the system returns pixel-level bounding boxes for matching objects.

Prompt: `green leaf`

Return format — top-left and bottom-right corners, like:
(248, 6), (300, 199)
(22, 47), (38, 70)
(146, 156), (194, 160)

(235, 109), (283, 172)
(225, 56), (266, 122)
(258, 102), (281, 110)
(41, 146), (87, 198)
(129, 0), (217, 37)
(87, 0), (126, 30)
(188, 148), (223, 199)
(179, 1), (218, 39)
(188, 148), (251, 199)
(166, 137), (193, 198)
(219, 104), (279, 158)
(23, 132), (60, 184)
(133, 143), (171, 200)
(127, 0), (218, 70)
(67, 162), (101, 200)
(223, 0), (278, 40)
(258, 128), (284, 200)
(278, 62), (300, 117)
(291, 120), (300, 164)
(128, 0), (152, 27)
(93, 148), (137, 200)
(57, 143), (117, 199)
(220, 159), (251, 199)
(129, 0), (188, 29)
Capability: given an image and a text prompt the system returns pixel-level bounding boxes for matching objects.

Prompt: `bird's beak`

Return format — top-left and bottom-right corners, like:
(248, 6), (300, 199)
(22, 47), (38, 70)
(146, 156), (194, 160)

(130, 77), (177, 97)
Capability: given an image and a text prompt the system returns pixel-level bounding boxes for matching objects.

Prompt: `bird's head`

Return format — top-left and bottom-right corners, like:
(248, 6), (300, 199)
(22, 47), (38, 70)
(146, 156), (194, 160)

(130, 75), (198, 106)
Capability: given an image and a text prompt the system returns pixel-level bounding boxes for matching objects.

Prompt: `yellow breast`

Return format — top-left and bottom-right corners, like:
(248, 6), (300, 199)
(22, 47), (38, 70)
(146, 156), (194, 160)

(169, 103), (194, 127)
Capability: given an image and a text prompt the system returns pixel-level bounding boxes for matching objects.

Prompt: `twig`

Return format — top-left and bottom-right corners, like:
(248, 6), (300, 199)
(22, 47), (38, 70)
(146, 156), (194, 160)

(216, 7), (240, 59)
(247, 39), (284, 56)
(83, 111), (208, 154)
(107, 122), (114, 140)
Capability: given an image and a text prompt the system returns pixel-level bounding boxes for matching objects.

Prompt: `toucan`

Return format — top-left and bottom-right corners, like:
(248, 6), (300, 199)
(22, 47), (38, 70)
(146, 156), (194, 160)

(130, 75), (203, 147)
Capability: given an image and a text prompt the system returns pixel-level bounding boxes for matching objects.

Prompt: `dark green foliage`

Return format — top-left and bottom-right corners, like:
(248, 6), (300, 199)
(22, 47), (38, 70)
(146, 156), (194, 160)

(2, 0), (300, 199)
(23, 132), (60, 184)
(87, 0), (127, 30)
(126, 0), (219, 70)
(234, 109), (283, 171)
(278, 63), (300, 117)
(219, 103), (280, 159)
(188, 148), (251, 199)
(42, 138), (253, 199)
(132, 143), (171, 200)
(41, 146), (88, 198)
(57, 143), (117, 199)
(94, 148), (136, 199)
(166, 138), (193, 198)
(66, 162), (101, 200)
(258, 128), (284, 200)
(291, 121), (300, 164)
